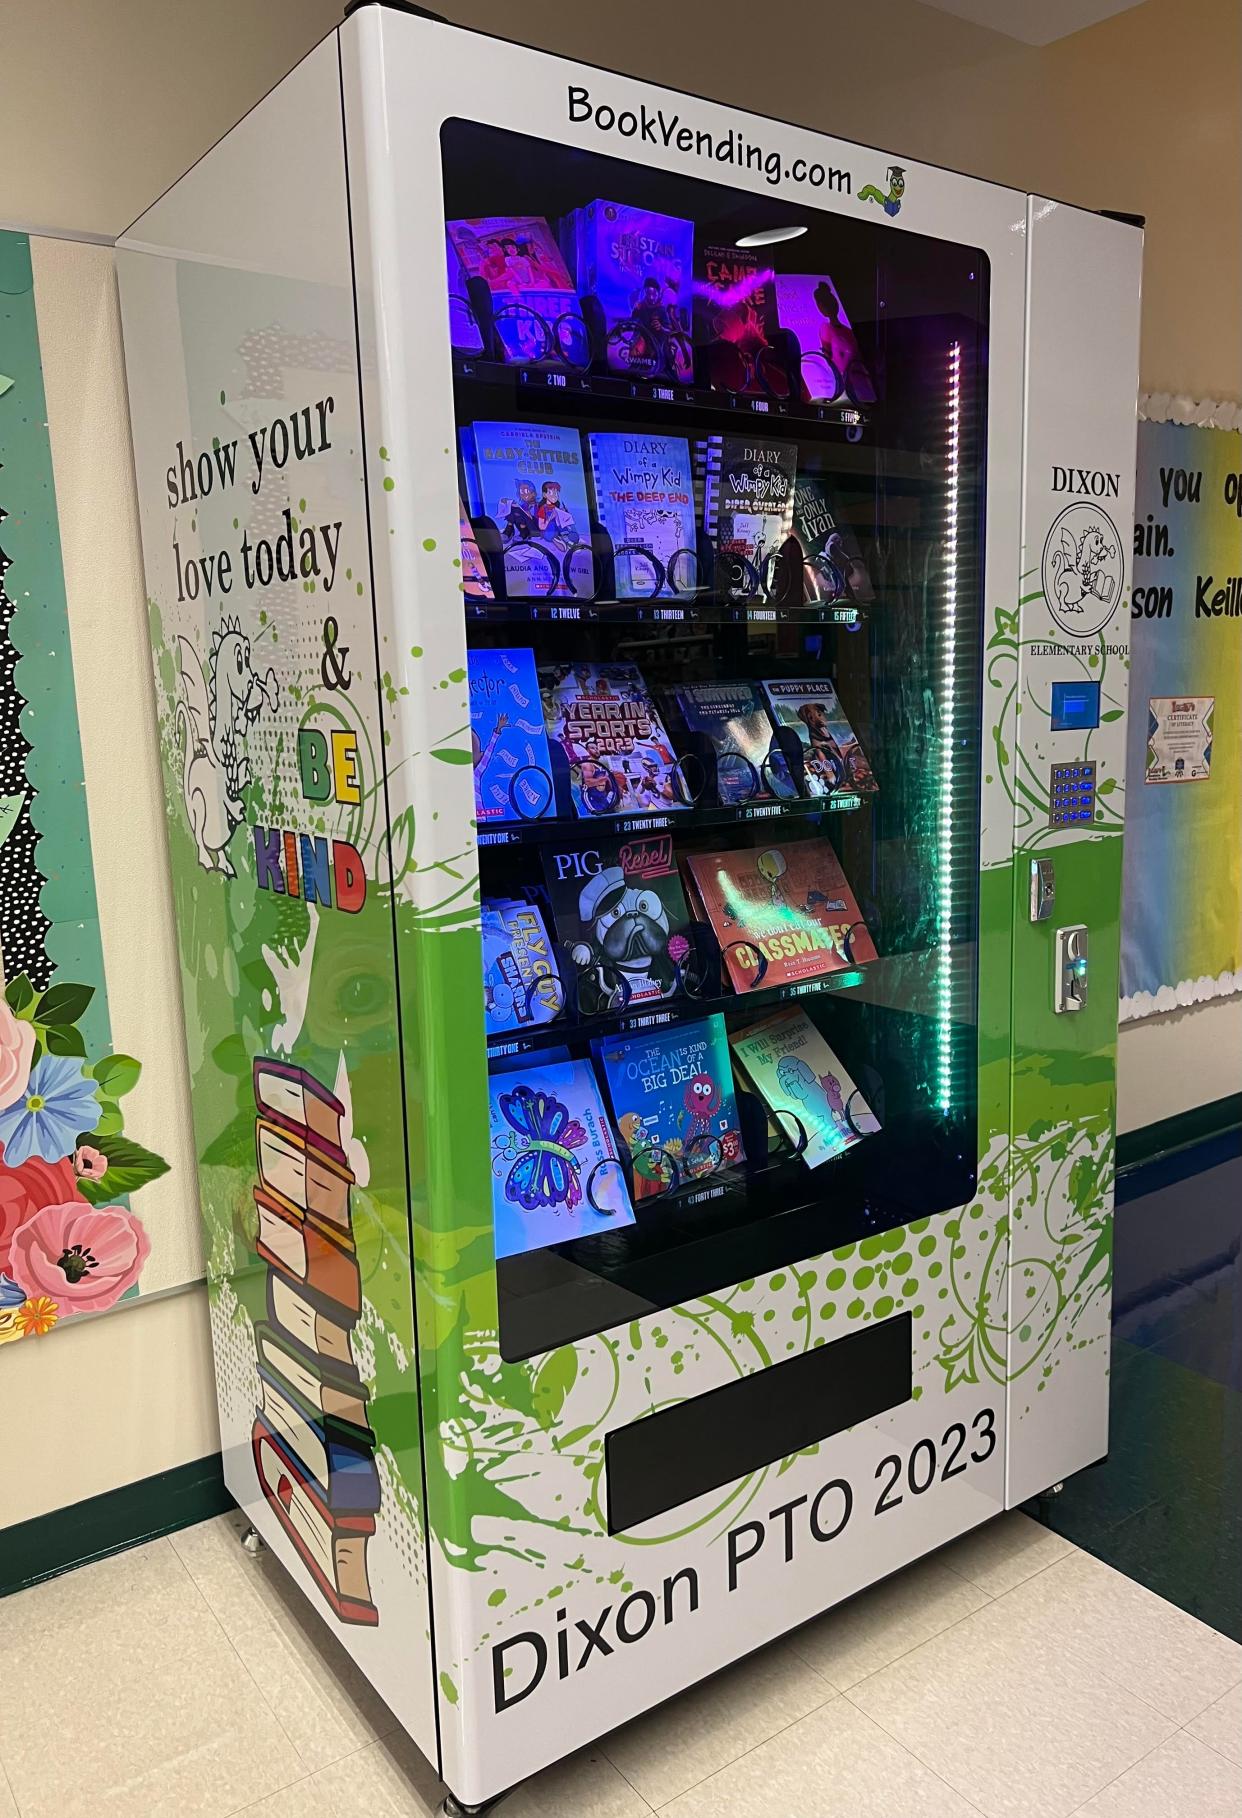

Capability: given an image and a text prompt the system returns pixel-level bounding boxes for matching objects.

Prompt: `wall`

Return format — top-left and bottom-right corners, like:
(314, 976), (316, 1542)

(1, 0), (1237, 1533)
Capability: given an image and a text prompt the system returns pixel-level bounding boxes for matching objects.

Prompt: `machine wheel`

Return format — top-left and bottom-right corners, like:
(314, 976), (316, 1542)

(240, 1525), (265, 1556)
(440, 1793), (510, 1816)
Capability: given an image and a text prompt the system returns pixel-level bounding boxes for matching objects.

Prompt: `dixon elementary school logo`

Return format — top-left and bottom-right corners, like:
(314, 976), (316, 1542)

(1041, 501), (1124, 638)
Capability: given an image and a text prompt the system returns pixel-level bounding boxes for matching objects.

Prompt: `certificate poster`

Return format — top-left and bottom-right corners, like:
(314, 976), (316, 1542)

(1120, 416), (1242, 1018)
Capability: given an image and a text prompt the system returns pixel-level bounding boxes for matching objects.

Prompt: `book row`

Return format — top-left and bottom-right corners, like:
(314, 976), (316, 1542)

(471, 654), (876, 826)
(490, 1006), (880, 1261)
(459, 421), (875, 604)
(483, 824), (877, 1037)
(248, 1059), (381, 1627)
(446, 206), (875, 408)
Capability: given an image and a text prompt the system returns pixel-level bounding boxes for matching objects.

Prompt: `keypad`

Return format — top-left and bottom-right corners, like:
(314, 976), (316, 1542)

(1049, 760), (1098, 828)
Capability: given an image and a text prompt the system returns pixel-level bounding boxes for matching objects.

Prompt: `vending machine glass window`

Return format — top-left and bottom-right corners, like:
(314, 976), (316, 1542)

(445, 121), (988, 1362)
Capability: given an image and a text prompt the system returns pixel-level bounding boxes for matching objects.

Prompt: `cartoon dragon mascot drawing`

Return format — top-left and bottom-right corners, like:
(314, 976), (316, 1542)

(176, 618), (278, 874)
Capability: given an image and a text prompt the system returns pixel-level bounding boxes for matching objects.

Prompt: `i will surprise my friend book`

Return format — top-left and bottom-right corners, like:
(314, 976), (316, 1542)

(481, 897), (561, 1035)
(699, 435), (798, 598)
(489, 1056), (635, 1258)
(595, 1014), (744, 1199)
(761, 677), (877, 796)
(469, 648), (555, 824)
(730, 1008), (880, 1169)
(539, 661), (688, 819)
(586, 432), (696, 598)
(460, 422), (593, 598)
(674, 680), (799, 806)
(683, 840), (878, 994)
(541, 830), (694, 1011)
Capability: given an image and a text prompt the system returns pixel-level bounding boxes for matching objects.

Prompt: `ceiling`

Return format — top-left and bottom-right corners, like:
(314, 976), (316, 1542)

(920, 0), (1149, 44)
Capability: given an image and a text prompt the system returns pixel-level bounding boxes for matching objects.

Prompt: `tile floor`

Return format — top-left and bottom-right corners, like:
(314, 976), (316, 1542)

(0, 1508), (1238, 1818)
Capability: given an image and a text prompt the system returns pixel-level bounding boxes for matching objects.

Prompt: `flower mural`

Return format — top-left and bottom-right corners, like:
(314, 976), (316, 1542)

(0, 975), (168, 1342)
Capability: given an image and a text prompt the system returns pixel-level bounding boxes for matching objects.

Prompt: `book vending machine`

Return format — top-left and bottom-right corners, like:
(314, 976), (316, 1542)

(117, 7), (1142, 1808)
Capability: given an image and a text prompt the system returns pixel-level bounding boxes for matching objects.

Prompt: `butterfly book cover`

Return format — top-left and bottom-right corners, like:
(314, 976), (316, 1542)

(730, 1007), (880, 1168)
(460, 422), (593, 598)
(539, 661), (688, 819)
(481, 897), (562, 1036)
(469, 647), (555, 824)
(683, 840), (877, 993)
(673, 679), (798, 805)
(700, 435), (798, 597)
(761, 677), (877, 796)
(489, 1057), (635, 1258)
(595, 1014), (744, 1199)
(790, 476), (875, 606)
(585, 432), (696, 598)
(541, 829), (694, 1011)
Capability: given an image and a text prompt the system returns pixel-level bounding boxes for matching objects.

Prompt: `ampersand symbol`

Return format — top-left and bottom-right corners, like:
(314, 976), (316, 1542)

(320, 616), (351, 692)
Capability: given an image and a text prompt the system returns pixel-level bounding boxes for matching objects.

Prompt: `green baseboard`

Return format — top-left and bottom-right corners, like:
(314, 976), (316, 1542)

(0, 1453), (232, 1599)
(1116, 1092), (1242, 1176)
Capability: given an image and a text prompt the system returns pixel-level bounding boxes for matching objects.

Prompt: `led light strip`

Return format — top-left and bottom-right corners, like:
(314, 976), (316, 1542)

(937, 340), (961, 1114)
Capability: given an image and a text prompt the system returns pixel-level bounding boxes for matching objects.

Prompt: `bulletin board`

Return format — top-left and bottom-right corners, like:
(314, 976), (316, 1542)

(1120, 396), (1242, 1020)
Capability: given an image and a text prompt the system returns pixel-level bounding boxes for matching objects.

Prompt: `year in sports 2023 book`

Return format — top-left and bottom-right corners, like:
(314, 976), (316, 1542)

(594, 1014), (744, 1199)
(730, 1007), (880, 1168)
(488, 1057), (634, 1257)
(539, 661), (689, 818)
(683, 839), (878, 993)
(761, 677), (877, 796)
(586, 432), (696, 598)
(541, 830), (694, 1011)
(469, 647), (555, 823)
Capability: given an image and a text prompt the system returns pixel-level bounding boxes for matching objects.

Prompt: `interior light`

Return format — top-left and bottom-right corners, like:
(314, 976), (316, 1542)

(937, 341), (962, 1116)
(734, 225), (807, 248)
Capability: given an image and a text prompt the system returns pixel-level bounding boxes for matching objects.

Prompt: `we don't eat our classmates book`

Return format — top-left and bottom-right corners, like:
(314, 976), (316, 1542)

(683, 839), (877, 994)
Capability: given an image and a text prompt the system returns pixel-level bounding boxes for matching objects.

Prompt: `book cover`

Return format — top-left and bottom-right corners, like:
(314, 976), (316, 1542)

(773, 273), (875, 405)
(585, 432), (696, 599)
(445, 231), (485, 352)
(446, 216), (575, 296)
(761, 677), (877, 796)
(255, 1321), (370, 1431)
(253, 1058), (344, 1153)
(255, 1368), (382, 1514)
(254, 1187), (362, 1318)
(567, 200), (694, 376)
(459, 496), (493, 600)
(253, 1419), (379, 1626)
(256, 1118), (353, 1232)
(489, 1056), (635, 1258)
(481, 896), (562, 1035)
(674, 680), (799, 805)
(730, 1008), (880, 1168)
(539, 661), (689, 819)
(790, 475), (875, 606)
(694, 244), (779, 395)
(594, 1014), (745, 1199)
(469, 647), (556, 824)
(683, 840), (878, 993)
(541, 830), (694, 1012)
(268, 1273), (356, 1370)
(701, 435), (798, 598)
(460, 422), (594, 598)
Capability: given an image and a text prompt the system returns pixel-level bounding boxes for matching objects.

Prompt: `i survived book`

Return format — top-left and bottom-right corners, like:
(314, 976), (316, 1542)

(790, 475), (875, 606)
(481, 897), (562, 1035)
(594, 1014), (744, 1199)
(539, 661), (688, 818)
(460, 422), (593, 598)
(761, 677), (877, 796)
(469, 647), (555, 824)
(683, 840), (877, 993)
(564, 200), (694, 376)
(586, 432), (696, 598)
(700, 435), (798, 598)
(541, 830), (694, 1011)
(674, 679), (799, 805)
(730, 1008), (880, 1169)
(773, 273), (875, 405)
(489, 1056), (635, 1258)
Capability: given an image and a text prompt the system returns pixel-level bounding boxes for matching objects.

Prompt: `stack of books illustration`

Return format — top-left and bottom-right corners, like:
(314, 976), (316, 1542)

(249, 1057), (381, 1626)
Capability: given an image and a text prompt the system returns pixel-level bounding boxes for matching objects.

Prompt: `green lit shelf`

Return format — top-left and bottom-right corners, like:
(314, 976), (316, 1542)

(486, 960), (870, 1061)
(475, 788), (868, 850)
